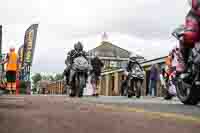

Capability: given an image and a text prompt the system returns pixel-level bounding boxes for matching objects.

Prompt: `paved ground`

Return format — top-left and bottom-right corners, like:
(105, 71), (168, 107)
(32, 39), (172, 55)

(81, 96), (200, 117)
(0, 95), (199, 133)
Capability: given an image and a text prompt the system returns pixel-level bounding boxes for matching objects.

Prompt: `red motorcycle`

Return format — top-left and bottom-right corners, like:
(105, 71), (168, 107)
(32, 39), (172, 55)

(172, 25), (200, 105)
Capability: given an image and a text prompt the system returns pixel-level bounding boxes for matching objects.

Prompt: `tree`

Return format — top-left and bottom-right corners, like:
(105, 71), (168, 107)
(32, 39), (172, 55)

(31, 73), (42, 94)
(19, 80), (27, 94)
(54, 73), (64, 81)
(49, 75), (54, 81)
(42, 75), (54, 81)
(32, 73), (42, 84)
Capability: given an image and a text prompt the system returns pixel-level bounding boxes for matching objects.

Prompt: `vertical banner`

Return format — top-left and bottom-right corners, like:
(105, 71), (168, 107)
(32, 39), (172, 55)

(17, 44), (24, 70)
(0, 25), (2, 72)
(21, 24), (38, 83)
(0, 25), (2, 57)
(22, 24), (39, 66)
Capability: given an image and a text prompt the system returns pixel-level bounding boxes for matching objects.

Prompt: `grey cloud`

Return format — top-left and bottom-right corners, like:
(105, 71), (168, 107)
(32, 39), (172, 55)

(0, 0), (190, 72)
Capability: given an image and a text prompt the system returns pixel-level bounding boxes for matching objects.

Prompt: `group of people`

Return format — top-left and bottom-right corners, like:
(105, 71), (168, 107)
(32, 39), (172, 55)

(150, 0), (200, 97)
(148, 46), (182, 98)
(63, 41), (182, 97)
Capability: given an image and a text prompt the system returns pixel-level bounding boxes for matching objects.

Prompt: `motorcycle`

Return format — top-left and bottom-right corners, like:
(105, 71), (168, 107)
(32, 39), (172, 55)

(172, 25), (200, 105)
(69, 56), (89, 97)
(122, 63), (144, 98)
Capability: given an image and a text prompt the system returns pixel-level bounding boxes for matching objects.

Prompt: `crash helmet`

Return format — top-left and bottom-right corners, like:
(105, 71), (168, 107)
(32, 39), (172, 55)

(74, 41), (83, 52)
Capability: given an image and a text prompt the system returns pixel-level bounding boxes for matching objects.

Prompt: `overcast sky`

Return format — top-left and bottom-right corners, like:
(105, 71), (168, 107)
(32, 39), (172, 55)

(0, 0), (190, 73)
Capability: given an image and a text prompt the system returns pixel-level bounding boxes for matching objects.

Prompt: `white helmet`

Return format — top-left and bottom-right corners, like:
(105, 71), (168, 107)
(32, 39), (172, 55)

(9, 44), (15, 51)
(9, 44), (15, 49)
(9, 41), (16, 50)
(9, 43), (15, 51)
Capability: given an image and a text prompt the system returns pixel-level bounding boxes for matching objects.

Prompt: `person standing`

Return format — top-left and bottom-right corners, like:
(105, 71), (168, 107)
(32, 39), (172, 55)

(1, 45), (18, 94)
(149, 64), (158, 97)
(90, 55), (104, 96)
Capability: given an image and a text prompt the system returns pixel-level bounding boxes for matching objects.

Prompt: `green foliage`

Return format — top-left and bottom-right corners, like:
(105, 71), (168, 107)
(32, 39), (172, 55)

(32, 73), (42, 84)
(31, 73), (42, 94)
(19, 80), (27, 94)
(54, 73), (64, 81)
(41, 73), (64, 81)
(42, 75), (54, 81)
(32, 87), (37, 93)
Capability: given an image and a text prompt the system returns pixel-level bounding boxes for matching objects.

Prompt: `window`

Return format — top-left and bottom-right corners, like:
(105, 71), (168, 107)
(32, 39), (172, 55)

(121, 61), (128, 69)
(110, 61), (117, 68)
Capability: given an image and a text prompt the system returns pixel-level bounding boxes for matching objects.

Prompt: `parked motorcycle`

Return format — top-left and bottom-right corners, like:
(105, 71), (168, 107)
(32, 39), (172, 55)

(122, 63), (144, 98)
(69, 56), (89, 97)
(172, 25), (200, 105)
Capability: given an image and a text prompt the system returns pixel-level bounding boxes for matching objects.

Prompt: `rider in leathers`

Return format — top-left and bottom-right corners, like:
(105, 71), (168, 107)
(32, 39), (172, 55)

(64, 42), (88, 86)
(90, 55), (104, 80)
(179, 0), (200, 73)
(121, 59), (143, 95)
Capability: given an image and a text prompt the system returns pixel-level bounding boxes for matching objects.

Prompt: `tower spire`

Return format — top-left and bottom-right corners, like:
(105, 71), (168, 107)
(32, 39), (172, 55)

(102, 32), (108, 42)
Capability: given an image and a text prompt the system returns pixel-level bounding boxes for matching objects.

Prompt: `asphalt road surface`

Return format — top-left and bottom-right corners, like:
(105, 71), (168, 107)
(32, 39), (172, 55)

(0, 95), (199, 133)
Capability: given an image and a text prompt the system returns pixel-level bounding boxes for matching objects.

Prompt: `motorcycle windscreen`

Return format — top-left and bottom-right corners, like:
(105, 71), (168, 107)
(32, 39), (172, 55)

(132, 64), (143, 74)
(172, 25), (186, 39)
(73, 56), (89, 70)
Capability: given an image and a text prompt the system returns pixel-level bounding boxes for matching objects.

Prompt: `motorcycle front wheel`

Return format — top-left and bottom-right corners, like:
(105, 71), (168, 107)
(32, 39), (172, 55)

(76, 74), (86, 97)
(135, 80), (142, 98)
(176, 78), (199, 105)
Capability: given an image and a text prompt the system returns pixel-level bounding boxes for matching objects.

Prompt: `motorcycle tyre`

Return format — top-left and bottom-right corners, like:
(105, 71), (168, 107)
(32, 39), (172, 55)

(136, 80), (142, 99)
(77, 75), (85, 98)
(176, 79), (199, 105)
